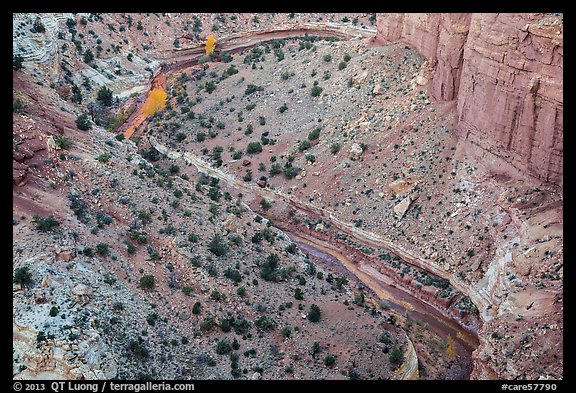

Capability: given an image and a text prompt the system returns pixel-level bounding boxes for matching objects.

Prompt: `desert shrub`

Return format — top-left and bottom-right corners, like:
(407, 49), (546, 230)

(307, 304), (321, 322)
(76, 113), (91, 130)
(294, 288), (303, 300)
(13, 266), (33, 289)
(324, 354), (336, 367)
(13, 55), (24, 70)
(283, 166), (300, 179)
(245, 84), (263, 95)
(224, 267), (242, 284)
(298, 140), (311, 151)
(310, 85), (323, 97)
(281, 326), (291, 338)
(32, 215), (60, 232)
(254, 316), (276, 331)
(259, 198), (272, 210)
(330, 142), (341, 154)
(269, 163), (282, 176)
(97, 86), (113, 106)
(246, 142), (262, 154)
(215, 339), (232, 355)
(139, 275), (155, 289)
(389, 347), (404, 364)
(208, 235), (229, 256)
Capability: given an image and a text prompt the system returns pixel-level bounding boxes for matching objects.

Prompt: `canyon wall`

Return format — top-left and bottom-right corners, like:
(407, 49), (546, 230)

(374, 13), (563, 186)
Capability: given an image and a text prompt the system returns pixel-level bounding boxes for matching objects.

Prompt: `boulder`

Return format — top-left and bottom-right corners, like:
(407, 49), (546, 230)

(349, 143), (364, 160)
(393, 196), (411, 218)
(55, 247), (76, 262)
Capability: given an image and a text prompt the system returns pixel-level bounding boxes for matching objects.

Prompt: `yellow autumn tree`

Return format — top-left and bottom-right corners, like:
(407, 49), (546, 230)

(446, 334), (458, 359)
(206, 34), (216, 56)
(142, 88), (167, 117)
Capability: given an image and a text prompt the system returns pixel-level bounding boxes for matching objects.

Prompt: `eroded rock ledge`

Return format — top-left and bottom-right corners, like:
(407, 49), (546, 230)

(373, 13), (563, 186)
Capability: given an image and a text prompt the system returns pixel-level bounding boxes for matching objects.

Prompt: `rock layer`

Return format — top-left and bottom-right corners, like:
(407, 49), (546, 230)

(374, 13), (563, 186)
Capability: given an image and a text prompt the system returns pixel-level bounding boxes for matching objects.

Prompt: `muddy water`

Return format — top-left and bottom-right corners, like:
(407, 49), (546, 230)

(288, 231), (478, 379)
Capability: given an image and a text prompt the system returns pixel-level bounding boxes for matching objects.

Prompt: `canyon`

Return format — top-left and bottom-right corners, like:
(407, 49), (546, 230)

(13, 12), (562, 381)
(373, 13), (563, 187)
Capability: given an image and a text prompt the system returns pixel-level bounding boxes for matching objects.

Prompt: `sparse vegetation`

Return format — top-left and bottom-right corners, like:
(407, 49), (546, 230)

(139, 275), (155, 289)
(13, 266), (33, 289)
(32, 215), (60, 232)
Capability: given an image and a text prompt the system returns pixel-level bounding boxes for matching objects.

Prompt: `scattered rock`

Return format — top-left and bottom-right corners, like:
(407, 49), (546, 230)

(393, 196), (411, 218)
(349, 142), (364, 160)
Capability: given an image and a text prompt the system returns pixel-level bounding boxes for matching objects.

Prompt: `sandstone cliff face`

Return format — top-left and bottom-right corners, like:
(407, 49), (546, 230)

(374, 13), (563, 187)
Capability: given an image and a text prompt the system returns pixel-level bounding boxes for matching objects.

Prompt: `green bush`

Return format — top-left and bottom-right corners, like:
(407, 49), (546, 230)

(32, 215), (60, 232)
(208, 235), (229, 256)
(245, 84), (264, 95)
(246, 142), (263, 154)
(215, 339), (232, 355)
(310, 85), (323, 97)
(308, 127), (321, 141)
(97, 86), (113, 106)
(281, 326), (291, 338)
(269, 163), (282, 176)
(259, 198), (272, 210)
(13, 266), (33, 289)
(324, 354), (336, 367)
(283, 166), (301, 179)
(96, 153), (112, 163)
(139, 275), (155, 289)
(13, 55), (24, 70)
(75, 113), (91, 130)
(254, 316), (276, 331)
(294, 288), (304, 300)
(298, 140), (311, 151)
(330, 142), (341, 155)
(389, 347), (404, 364)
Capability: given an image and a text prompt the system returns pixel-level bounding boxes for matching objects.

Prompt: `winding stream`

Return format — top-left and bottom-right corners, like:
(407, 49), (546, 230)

(120, 23), (481, 379)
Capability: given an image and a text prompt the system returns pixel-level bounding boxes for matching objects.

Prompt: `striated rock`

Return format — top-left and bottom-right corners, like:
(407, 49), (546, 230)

(456, 14), (563, 187)
(374, 13), (563, 186)
(13, 160), (28, 186)
(55, 247), (76, 262)
(352, 70), (369, 85)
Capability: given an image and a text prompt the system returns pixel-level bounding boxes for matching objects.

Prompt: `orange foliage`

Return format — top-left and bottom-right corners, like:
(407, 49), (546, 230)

(206, 34), (216, 56)
(142, 88), (167, 117)
(446, 334), (458, 359)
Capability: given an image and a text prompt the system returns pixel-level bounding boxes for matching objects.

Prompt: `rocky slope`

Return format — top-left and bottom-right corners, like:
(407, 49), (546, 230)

(13, 12), (563, 381)
(373, 13), (563, 186)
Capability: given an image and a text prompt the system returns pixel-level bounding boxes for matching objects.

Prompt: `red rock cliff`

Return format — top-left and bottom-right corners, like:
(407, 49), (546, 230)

(374, 13), (563, 186)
